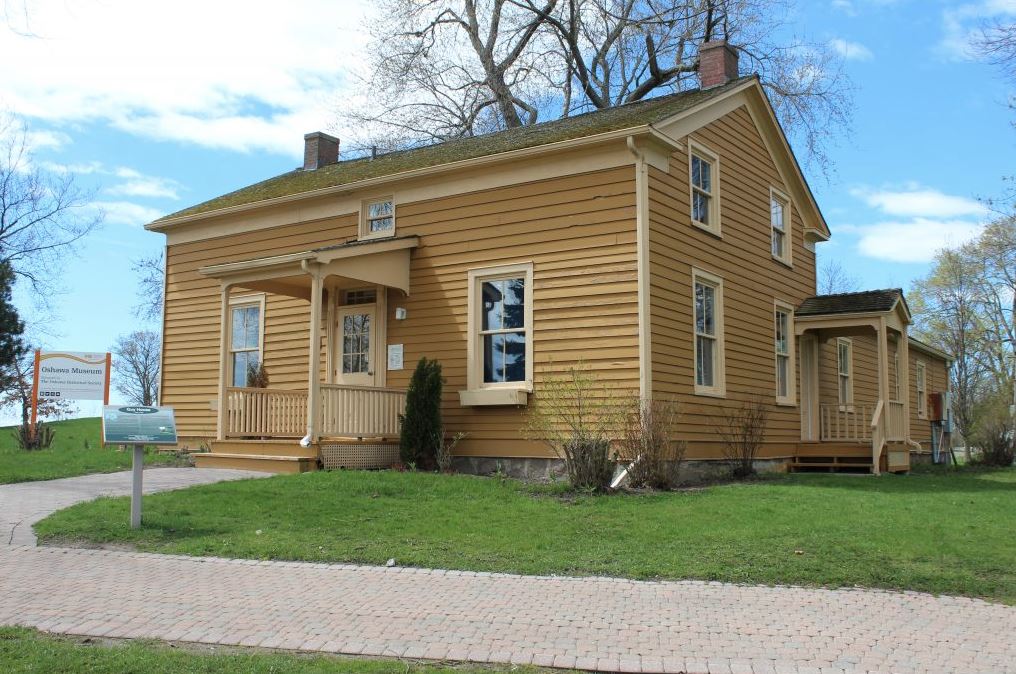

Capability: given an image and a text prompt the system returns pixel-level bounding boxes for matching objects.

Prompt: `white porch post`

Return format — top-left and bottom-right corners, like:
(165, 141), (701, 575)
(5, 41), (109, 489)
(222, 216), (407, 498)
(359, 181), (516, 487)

(216, 281), (233, 440)
(305, 264), (323, 443)
(899, 326), (911, 439)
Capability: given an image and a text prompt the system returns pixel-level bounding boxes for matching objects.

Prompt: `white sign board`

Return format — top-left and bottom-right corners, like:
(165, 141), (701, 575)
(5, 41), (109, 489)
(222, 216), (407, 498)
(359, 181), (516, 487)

(387, 343), (404, 371)
(38, 351), (108, 401)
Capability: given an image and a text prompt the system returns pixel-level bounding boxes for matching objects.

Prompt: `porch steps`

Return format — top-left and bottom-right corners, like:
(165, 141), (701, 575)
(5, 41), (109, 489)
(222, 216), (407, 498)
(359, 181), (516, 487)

(194, 440), (320, 474)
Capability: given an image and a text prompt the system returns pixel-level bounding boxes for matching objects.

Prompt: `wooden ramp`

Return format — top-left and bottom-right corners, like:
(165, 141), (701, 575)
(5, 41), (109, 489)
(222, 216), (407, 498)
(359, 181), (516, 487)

(194, 440), (319, 474)
(790, 442), (874, 474)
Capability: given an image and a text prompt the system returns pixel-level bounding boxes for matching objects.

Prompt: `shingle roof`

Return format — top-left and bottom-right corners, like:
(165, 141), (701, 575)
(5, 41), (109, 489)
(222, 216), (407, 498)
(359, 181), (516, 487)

(796, 289), (905, 317)
(155, 76), (755, 223)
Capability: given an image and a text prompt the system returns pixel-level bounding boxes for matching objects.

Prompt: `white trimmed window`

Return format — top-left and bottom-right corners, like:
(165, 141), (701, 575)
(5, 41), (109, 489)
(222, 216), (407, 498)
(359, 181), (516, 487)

(916, 360), (927, 419)
(770, 187), (791, 265)
(466, 263), (534, 391)
(837, 338), (853, 407)
(689, 141), (720, 234)
(360, 197), (395, 239)
(229, 295), (265, 388)
(693, 269), (725, 396)
(775, 302), (795, 405)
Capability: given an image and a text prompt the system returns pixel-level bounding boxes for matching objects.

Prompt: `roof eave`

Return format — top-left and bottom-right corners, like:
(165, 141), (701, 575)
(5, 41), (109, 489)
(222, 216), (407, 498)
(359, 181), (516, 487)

(146, 124), (656, 232)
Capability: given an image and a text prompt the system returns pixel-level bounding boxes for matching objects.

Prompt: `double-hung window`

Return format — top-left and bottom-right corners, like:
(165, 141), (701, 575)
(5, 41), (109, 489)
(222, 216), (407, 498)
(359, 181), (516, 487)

(916, 361), (927, 418)
(465, 263), (534, 396)
(770, 188), (791, 264)
(360, 197), (395, 239)
(837, 338), (853, 407)
(229, 296), (264, 387)
(689, 141), (720, 234)
(693, 269), (725, 396)
(774, 302), (795, 405)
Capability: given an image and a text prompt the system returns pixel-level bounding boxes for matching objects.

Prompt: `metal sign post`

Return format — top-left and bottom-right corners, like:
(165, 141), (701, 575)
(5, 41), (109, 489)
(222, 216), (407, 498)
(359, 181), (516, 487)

(102, 406), (178, 529)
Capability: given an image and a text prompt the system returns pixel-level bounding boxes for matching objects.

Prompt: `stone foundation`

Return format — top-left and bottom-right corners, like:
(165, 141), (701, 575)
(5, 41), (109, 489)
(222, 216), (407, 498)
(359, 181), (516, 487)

(452, 455), (790, 484)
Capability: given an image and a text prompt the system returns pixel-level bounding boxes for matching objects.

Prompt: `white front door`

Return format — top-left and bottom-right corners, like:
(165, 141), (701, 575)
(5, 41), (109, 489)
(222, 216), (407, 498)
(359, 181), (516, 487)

(336, 305), (376, 387)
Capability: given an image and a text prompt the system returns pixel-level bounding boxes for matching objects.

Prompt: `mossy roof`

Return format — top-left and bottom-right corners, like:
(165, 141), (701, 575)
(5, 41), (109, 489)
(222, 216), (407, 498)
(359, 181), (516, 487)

(156, 76), (755, 224)
(797, 289), (906, 317)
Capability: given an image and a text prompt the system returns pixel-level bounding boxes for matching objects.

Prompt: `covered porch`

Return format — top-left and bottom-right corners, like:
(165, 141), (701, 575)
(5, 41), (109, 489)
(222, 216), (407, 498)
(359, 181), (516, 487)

(194, 236), (419, 472)
(794, 290), (916, 474)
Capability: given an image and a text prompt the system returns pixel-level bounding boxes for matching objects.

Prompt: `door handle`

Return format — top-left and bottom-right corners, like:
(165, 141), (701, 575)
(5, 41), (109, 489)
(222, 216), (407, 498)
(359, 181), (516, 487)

(367, 370), (374, 376)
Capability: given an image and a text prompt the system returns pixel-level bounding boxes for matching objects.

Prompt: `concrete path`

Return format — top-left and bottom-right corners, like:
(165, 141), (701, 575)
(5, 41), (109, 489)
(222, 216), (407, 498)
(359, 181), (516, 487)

(0, 470), (1013, 673)
(0, 545), (1013, 673)
(0, 467), (270, 545)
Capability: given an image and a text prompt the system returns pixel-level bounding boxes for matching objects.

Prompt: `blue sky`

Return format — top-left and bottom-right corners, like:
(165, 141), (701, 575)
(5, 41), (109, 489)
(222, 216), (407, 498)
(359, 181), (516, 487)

(1, 0), (1014, 419)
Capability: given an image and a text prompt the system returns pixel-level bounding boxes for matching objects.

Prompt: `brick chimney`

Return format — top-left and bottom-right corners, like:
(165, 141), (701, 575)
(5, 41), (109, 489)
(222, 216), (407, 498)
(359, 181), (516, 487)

(303, 131), (340, 170)
(698, 41), (739, 89)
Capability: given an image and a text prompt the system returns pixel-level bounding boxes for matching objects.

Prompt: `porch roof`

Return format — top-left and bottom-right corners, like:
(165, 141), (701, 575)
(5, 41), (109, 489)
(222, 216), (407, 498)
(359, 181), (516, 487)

(796, 289), (908, 318)
(198, 235), (419, 297)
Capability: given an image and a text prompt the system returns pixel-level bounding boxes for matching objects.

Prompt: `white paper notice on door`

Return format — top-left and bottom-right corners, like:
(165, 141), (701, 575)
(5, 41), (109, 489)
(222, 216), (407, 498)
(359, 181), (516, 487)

(387, 344), (404, 371)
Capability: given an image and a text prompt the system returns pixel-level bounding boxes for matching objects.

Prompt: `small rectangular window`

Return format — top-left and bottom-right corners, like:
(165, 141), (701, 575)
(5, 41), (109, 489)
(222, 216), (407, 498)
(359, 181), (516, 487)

(229, 299), (263, 388)
(837, 338), (853, 406)
(344, 288), (377, 305)
(916, 361), (927, 418)
(775, 303), (795, 405)
(688, 141), (720, 234)
(770, 188), (791, 264)
(466, 263), (534, 392)
(693, 269), (724, 396)
(360, 197), (395, 239)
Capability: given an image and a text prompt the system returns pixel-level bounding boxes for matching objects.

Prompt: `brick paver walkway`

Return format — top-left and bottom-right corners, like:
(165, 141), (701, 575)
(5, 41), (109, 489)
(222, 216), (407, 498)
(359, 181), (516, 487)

(0, 545), (1013, 673)
(0, 467), (269, 545)
(1, 470), (1014, 673)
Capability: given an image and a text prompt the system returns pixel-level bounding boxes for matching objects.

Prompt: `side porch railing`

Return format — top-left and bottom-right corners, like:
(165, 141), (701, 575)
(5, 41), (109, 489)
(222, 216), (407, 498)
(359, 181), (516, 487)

(224, 385), (406, 440)
(819, 404), (873, 442)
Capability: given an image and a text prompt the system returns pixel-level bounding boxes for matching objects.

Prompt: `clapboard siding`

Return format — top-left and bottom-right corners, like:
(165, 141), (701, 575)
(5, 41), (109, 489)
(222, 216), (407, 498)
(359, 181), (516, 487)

(162, 166), (638, 452)
(647, 105), (817, 458)
(909, 347), (950, 448)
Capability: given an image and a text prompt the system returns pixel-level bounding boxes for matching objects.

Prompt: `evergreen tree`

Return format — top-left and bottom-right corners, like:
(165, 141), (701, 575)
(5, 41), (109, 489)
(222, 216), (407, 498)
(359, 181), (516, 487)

(0, 261), (26, 393)
(399, 357), (443, 468)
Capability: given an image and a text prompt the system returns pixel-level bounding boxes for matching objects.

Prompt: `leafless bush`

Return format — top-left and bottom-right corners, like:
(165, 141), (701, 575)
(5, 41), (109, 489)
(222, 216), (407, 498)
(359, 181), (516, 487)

(436, 431), (466, 473)
(718, 397), (768, 478)
(525, 366), (619, 491)
(617, 398), (686, 489)
(971, 409), (1014, 467)
(14, 422), (54, 450)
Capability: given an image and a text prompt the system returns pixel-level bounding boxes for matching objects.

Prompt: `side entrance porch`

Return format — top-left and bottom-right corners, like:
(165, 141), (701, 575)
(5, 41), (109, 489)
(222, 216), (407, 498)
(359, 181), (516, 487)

(191, 237), (418, 473)
(791, 290), (917, 475)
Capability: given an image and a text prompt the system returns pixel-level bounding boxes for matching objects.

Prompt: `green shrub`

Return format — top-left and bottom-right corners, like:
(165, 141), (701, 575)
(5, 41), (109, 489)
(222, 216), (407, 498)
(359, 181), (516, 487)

(399, 357), (443, 469)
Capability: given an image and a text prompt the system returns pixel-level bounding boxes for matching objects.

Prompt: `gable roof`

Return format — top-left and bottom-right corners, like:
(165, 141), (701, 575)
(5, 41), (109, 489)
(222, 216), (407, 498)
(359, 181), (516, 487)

(152, 76), (755, 224)
(796, 289), (907, 317)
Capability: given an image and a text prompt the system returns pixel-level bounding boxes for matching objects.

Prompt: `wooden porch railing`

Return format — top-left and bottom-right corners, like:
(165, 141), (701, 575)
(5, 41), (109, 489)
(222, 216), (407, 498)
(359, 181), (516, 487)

(885, 400), (906, 441)
(225, 385), (407, 439)
(225, 387), (308, 438)
(319, 384), (406, 438)
(819, 404), (873, 442)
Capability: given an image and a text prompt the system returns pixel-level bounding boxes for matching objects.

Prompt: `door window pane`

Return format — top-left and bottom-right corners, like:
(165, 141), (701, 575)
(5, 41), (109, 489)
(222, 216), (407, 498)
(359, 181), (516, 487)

(341, 312), (371, 374)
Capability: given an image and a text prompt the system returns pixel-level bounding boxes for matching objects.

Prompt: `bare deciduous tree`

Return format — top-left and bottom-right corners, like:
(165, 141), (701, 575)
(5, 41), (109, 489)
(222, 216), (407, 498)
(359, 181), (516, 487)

(976, 19), (1016, 83)
(111, 330), (161, 406)
(0, 114), (101, 297)
(817, 258), (860, 295)
(340, 0), (852, 170)
(131, 252), (164, 322)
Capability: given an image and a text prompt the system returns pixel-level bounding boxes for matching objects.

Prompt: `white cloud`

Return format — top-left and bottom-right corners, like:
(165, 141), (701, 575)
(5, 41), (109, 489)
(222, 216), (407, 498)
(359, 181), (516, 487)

(940, 0), (1016, 60)
(829, 38), (874, 61)
(845, 183), (991, 262)
(0, 1), (375, 157)
(108, 168), (181, 200)
(25, 130), (70, 151)
(854, 218), (986, 263)
(850, 185), (990, 218)
(94, 201), (164, 227)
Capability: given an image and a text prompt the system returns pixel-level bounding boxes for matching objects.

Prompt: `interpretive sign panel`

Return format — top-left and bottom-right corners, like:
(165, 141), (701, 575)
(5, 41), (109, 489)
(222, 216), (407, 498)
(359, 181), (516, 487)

(102, 406), (178, 445)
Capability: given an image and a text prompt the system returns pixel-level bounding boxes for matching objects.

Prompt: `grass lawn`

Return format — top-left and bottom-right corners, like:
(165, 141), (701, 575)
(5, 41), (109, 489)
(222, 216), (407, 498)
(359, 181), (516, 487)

(0, 418), (186, 484)
(35, 466), (1016, 603)
(0, 627), (551, 673)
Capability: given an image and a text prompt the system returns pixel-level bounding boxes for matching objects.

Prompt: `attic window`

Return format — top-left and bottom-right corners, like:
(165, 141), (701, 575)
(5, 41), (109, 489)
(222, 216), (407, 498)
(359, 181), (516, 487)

(360, 197), (395, 240)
